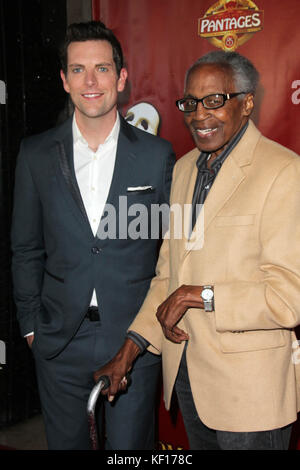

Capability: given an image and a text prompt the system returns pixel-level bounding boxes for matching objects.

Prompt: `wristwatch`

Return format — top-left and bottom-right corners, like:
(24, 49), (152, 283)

(201, 285), (214, 312)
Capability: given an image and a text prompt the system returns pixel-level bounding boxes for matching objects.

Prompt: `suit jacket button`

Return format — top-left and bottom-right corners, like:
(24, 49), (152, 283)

(91, 247), (101, 254)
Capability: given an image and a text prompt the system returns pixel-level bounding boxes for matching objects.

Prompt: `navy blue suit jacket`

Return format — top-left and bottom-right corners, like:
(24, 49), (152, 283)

(11, 115), (175, 363)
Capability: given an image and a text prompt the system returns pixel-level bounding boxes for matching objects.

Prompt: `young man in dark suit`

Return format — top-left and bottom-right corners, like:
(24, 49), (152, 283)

(11, 21), (175, 450)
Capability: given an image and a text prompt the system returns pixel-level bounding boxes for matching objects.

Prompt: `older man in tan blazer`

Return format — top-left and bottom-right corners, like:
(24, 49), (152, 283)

(95, 51), (300, 450)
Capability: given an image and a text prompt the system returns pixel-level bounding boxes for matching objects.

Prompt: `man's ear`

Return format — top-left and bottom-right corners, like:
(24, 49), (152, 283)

(117, 68), (128, 93)
(60, 70), (70, 94)
(243, 93), (254, 117)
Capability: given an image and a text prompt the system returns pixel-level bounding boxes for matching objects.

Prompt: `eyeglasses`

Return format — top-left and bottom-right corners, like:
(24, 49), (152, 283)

(175, 92), (246, 112)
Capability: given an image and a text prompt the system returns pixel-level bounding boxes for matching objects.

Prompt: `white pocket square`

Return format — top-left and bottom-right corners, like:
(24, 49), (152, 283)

(127, 186), (153, 191)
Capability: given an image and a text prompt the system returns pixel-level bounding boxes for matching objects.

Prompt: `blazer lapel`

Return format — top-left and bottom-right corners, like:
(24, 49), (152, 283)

(99, 117), (138, 214)
(183, 120), (260, 256)
(53, 118), (94, 238)
(172, 150), (199, 254)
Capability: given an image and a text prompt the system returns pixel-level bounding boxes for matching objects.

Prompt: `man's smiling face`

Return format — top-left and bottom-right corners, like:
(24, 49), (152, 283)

(184, 63), (253, 158)
(60, 39), (127, 124)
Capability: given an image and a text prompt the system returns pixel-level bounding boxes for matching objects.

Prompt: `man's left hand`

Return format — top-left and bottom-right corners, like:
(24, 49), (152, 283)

(93, 338), (141, 402)
(156, 285), (204, 343)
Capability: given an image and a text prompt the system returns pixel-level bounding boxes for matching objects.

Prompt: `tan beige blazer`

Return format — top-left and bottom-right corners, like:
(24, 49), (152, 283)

(130, 120), (300, 432)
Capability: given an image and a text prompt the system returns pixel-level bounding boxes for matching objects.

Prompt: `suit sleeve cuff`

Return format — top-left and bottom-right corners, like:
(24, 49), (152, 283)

(126, 331), (149, 353)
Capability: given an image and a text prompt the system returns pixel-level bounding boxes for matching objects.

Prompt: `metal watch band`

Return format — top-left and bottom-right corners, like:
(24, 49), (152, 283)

(203, 299), (213, 312)
(202, 285), (214, 312)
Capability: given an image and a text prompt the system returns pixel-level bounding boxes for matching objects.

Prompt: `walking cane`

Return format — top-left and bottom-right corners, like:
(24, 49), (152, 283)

(87, 375), (110, 450)
(87, 374), (131, 450)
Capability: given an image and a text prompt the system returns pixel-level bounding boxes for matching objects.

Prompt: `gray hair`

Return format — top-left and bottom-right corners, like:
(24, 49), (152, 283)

(185, 50), (259, 96)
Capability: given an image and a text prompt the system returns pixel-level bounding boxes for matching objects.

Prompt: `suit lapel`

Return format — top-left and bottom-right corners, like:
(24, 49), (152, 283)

(53, 117), (94, 239)
(183, 120), (261, 256)
(102, 117), (138, 211)
(172, 151), (198, 254)
(187, 157), (245, 252)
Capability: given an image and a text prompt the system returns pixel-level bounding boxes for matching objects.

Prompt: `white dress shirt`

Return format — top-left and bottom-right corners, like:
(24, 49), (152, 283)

(73, 113), (120, 306)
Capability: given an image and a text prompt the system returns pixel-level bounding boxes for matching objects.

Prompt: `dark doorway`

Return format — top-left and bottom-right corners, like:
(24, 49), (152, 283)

(0, 0), (67, 426)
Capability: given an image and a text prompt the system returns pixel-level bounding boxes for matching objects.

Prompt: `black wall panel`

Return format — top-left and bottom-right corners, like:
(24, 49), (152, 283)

(0, 0), (67, 426)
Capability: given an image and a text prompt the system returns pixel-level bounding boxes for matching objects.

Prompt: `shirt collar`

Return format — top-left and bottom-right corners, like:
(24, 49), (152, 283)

(72, 112), (120, 149)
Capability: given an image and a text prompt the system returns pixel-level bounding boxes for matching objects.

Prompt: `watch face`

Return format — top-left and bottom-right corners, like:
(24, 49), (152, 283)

(202, 288), (214, 301)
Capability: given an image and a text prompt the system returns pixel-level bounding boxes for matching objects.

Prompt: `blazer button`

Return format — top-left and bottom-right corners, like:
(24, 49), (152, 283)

(91, 247), (101, 254)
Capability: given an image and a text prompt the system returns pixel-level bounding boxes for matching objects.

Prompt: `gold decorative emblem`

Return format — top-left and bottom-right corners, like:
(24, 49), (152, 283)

(198, 0), (264, 51)
(158, 441), (184, 450)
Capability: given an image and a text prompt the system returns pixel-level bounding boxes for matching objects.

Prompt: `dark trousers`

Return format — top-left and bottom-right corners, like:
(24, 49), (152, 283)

(175, 346), (292, 450)
(33, 318), (161, 450)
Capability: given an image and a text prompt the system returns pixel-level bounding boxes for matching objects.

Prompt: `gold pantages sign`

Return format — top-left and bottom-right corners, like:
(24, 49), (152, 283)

(198, 0), (264, 51)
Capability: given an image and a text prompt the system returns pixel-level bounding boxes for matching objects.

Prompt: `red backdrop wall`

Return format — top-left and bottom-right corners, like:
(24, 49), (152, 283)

(92, 0), (300, 450)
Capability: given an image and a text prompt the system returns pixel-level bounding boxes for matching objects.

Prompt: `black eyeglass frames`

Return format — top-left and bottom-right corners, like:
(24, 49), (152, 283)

(175, 92), (246, 112)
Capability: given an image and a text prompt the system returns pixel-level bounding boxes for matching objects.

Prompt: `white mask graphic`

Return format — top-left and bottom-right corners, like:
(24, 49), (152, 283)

(125, 103), (160, 136)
